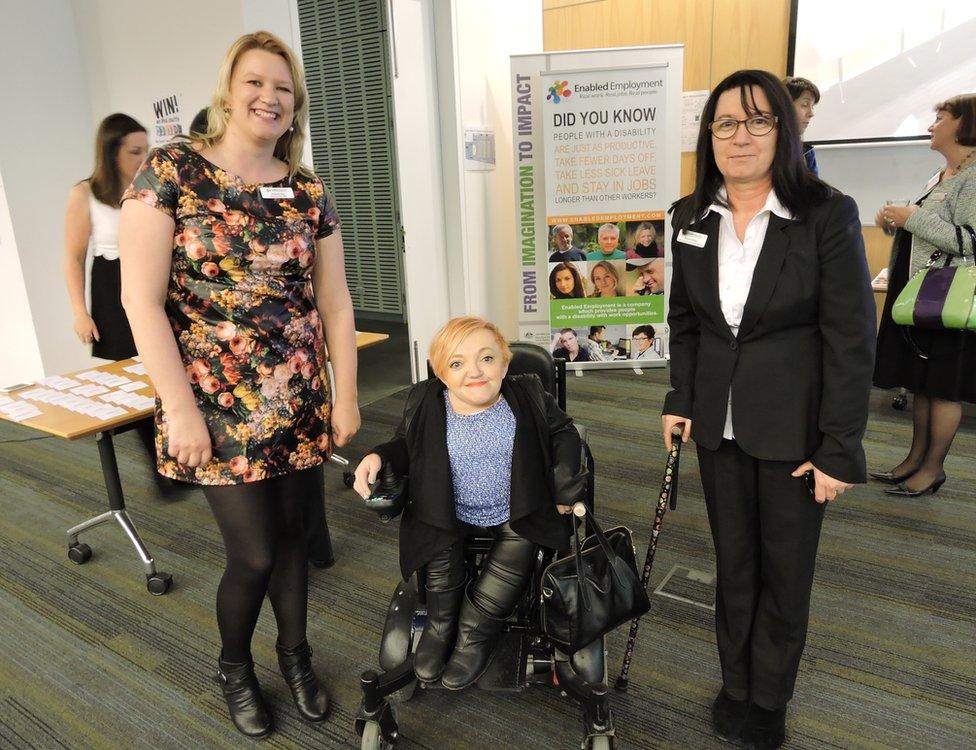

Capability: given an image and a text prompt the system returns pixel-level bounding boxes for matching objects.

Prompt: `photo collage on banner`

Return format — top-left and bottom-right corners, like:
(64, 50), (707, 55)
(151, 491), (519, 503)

(543, 65), (670, 366)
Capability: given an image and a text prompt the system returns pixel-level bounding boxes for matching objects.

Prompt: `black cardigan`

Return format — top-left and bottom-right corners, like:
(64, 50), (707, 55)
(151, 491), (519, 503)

(372, 374), (588, 580)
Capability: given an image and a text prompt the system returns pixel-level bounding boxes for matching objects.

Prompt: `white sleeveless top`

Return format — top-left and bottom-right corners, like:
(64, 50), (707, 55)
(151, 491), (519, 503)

(87, 187), (121, 261)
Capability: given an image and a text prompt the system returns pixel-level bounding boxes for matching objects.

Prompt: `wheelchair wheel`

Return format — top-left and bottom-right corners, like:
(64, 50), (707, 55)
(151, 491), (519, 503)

(361, 719), (395, 749)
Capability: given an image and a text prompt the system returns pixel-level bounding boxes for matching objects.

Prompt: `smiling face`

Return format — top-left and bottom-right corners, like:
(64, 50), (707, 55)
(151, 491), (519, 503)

(598, 228), (619, 254)
(641, 259), (665, 294)
(793, 91), (816, 134)
(554, 268), (575, 295)
(632, 331), (652, 353)
(928, 109), (961, 154)
(225, 48), (295, 145)
(712, 86), (778, 187)
(636, 227), (654, 246)
(591, 265), (617, 296)
(115, 131), (149, 184)
(441, 328), (509, 414)
(554, 227), (573, 251)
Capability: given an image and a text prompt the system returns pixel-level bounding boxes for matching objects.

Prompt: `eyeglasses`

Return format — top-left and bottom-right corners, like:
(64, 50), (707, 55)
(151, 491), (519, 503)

(708, 114), (778, 139)
(632, 335), (650, 342)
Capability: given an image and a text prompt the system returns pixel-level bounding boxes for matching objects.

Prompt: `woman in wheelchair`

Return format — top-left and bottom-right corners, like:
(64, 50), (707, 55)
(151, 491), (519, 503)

(353, 316), (588, 690)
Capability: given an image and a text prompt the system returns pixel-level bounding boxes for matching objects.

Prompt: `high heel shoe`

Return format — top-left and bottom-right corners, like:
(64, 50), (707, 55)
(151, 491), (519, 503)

(868, 469), (914, 485)
(884, 473), (946, 497)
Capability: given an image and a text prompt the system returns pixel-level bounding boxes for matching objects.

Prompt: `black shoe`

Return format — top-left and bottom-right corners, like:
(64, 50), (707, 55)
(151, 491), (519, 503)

(215, 656), (274, 738)
(711, 689), (749, 742)
(414, 580), (465, 683)
(440, 590), (507, 691)
(276, 639), (330, 722)
(884, 473), (946, 497)
(741, 704), (786, 749)
(868, 469), (912, 484)
(309, 554), (335, 569)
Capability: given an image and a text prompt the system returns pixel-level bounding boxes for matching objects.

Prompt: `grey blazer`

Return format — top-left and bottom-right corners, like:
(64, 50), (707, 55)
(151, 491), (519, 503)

(902, 160), (976, 276)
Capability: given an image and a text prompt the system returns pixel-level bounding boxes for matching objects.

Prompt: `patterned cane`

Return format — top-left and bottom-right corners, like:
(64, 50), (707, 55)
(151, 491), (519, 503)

(614, 429), (683, 691)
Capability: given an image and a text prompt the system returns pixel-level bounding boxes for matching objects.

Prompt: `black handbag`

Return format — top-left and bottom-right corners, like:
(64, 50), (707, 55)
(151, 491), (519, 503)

(540, 504), (650, 653)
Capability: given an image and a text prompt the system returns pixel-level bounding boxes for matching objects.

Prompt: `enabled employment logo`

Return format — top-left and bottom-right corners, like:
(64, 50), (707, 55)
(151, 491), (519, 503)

(546, 80), (572, 104)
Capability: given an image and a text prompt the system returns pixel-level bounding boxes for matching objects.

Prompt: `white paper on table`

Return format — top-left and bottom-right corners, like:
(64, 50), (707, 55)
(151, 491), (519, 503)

(123, 363), (147, 375)
(118, 380), (149, 392)
(0, 403), (42, 421)
(0, 395), (12, 406)
(102, 375), (133, 388)
(39, 376), (82, 391)
(71, 384), (110, 397)
(76, 370), (103, 382)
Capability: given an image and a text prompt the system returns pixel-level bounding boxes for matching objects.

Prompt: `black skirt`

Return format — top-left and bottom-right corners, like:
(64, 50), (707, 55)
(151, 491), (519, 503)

(90, 256), (137, 361)
(873, 231), (976, 403)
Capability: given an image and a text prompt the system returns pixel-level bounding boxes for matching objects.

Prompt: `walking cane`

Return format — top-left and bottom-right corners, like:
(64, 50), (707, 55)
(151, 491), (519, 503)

(614, 427), (683, 691)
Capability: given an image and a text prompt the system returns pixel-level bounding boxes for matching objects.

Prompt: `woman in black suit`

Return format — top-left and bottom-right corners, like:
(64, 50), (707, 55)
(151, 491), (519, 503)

(662, 70), (875, 749)
(354, 316), (587, 690)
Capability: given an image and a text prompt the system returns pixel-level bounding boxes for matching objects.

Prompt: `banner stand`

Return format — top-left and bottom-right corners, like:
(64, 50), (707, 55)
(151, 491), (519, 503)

(510, 45), (683, 371)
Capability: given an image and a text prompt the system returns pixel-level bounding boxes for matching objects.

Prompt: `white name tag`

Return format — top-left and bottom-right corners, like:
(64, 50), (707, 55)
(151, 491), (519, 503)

(677, 229), (708, 247)
(259, 186), (295, 199)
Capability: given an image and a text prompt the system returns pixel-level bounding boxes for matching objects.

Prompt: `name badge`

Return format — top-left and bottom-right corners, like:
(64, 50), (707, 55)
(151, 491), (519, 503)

(924, 172), (940, 191)
(677, 229), (708, 248)
(927, 192), (947, 202)
(260, 186), (295, 200)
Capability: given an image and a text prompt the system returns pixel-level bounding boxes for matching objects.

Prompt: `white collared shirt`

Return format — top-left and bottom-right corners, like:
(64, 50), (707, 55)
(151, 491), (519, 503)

(707, 188), (794, 439)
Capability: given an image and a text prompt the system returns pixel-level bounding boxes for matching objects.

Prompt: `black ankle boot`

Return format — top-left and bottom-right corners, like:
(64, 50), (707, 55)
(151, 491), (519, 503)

(414, 580), (465, 682)
(440, 591), (507, 690)
(742, 703), (787, 749)
(711, 688), (749, 741)
(276, 639), (330, 722)
(215, 656), (274, 738)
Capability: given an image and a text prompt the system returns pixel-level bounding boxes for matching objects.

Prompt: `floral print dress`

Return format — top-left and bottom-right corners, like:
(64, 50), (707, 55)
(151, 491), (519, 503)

(122, 141), (339, 485)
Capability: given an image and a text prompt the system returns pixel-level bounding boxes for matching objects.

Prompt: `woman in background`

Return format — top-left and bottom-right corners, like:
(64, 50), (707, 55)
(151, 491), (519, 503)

(872, 94), (976, 496)
(626, 221), (661, 259)
(64, 113), (148, 359)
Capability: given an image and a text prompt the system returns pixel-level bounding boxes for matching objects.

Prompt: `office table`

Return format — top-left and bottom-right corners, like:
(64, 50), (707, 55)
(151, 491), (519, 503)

(0, 331), (389, 595)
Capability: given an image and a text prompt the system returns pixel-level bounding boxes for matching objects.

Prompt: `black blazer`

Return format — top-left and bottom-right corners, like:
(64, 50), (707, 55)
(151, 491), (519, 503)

(372, 374), (588, 580)
(664, 192), (875, 483)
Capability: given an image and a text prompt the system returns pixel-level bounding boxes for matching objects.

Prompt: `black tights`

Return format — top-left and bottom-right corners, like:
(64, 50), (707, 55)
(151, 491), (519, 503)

(203, 466), (324, 663)
(893, 394), (962, 490)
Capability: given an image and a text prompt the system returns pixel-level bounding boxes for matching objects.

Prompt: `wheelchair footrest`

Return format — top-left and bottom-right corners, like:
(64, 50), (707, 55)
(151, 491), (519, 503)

(476, 630), (526, 691)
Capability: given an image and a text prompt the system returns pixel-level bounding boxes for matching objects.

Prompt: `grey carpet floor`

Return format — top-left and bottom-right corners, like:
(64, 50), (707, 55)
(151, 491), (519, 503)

(0, 368), (973, 749)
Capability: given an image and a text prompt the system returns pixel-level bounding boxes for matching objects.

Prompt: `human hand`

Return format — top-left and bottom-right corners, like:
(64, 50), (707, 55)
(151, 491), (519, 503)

(662, 414), (691, 452)
(791, 461), (852, 504)
(556, 504), (573, 514)
(73, 313), (101, 345)
(881, 204), (916, 230)
(164, 404), (212, 468)
(331, 398), (361, 448)
(353, 453), (382, 499)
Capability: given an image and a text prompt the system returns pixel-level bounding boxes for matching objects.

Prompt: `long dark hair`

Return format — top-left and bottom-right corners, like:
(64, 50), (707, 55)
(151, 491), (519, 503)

(88, 113), (146, 206)
(675, 69), (832, 230)
(549, 262), (585, 298)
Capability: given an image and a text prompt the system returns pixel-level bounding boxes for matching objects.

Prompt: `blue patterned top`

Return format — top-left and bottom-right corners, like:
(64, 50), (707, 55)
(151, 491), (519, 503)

(444, 390), (516, 526)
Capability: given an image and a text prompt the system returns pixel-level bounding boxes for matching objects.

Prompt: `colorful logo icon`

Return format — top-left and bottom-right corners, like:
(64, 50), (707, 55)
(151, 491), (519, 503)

(546, 80), (572, 103)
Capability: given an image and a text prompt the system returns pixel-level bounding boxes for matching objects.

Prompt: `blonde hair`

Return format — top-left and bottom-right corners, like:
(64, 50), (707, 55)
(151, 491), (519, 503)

(193, 31), (311, 179)
(428, 316), (513, 381)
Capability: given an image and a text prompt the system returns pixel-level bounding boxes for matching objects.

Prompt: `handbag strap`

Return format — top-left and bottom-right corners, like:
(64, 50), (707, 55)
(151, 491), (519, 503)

(962, 224), (976, 259)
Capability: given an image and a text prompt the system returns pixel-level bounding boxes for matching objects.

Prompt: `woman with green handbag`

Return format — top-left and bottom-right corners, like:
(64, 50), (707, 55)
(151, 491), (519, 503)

(872, 94), (976, 497)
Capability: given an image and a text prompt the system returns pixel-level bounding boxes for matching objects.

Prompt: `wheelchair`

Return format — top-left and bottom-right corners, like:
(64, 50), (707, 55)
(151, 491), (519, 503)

(355, 342), (617, 750)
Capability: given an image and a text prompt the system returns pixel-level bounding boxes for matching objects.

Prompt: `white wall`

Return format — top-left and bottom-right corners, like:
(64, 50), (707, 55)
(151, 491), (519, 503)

(0, 0), (96, 383)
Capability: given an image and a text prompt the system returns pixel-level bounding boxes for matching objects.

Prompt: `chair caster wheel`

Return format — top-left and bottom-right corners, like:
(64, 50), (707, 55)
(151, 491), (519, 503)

(360, 719), (396, 749)
(343, 471), (355, 488)
(68, 543), (92, 565)
(146, 572), (172, 595)
(586, 735), (614, 750)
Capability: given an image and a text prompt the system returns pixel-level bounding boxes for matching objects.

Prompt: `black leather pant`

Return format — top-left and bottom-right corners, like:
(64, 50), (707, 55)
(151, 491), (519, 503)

(425, 522), (537, 617)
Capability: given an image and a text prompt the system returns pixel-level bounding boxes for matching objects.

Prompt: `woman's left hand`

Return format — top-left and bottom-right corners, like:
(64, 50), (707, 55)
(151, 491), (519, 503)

(881, 204), (917, 230)
(330, 398), (361, 448)
(791, 461), (852, 504)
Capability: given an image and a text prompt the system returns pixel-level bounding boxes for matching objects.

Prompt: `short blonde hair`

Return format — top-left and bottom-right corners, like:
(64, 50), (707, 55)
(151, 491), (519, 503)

(428, 316), (512, 381)
(193, 31), (311, 179)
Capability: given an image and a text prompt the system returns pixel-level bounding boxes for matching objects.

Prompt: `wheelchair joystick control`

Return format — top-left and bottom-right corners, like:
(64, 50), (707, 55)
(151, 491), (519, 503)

(364, 462), (407, 523)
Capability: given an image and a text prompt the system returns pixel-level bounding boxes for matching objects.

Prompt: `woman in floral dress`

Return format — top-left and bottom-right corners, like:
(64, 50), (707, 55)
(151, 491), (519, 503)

(118, 31), (359, 738)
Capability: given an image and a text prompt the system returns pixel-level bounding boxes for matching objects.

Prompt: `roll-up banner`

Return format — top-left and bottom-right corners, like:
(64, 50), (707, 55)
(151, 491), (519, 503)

(511, 46), (683, 369)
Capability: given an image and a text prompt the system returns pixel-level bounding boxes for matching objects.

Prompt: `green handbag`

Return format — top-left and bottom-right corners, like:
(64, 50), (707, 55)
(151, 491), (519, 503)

(891, 225), (976, 330)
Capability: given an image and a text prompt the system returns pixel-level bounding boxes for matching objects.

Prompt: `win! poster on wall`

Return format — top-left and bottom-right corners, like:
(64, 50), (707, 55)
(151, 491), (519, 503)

(510, 47), (683, 368)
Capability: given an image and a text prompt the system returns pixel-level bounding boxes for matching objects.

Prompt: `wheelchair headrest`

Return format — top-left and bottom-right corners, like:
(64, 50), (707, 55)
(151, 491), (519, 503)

(506, 341), (557, 398)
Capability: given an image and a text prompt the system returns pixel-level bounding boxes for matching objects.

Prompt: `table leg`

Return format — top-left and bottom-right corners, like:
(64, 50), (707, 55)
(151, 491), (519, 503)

(65, 430), (173, 595)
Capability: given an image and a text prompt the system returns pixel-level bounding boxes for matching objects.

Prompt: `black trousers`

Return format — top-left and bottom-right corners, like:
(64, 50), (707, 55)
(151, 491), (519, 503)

(697, 439), (826, 710)
(425, 522), (537, 617)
